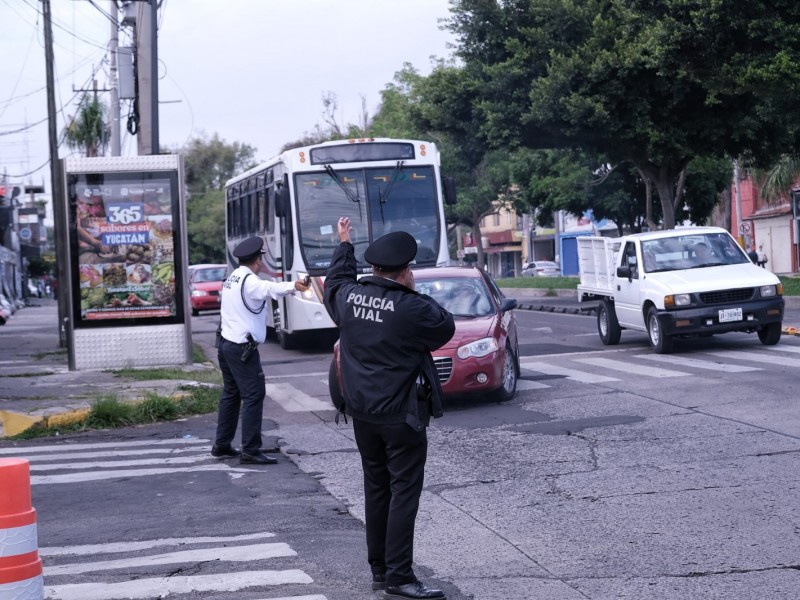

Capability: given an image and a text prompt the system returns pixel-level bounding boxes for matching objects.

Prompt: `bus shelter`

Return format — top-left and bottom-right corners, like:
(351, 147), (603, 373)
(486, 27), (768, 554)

(62, 155), (191, 370)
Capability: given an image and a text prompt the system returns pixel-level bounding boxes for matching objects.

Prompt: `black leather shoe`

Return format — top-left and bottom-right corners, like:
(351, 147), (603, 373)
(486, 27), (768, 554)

(384, 581), (445, 599)
(239, 452), (277, 465)
(210, 444), (240, 459)
(372, 573), (386, 591)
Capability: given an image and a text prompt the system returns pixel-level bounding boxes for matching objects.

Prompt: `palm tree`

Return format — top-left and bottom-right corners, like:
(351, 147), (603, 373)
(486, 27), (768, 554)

(63, 93), (109, 157)
(758, 154), (800, 201)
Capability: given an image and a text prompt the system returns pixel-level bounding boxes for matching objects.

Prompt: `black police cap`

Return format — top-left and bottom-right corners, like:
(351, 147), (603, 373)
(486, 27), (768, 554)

(233, 236), (265, 260)
(364, 231), (417, 270)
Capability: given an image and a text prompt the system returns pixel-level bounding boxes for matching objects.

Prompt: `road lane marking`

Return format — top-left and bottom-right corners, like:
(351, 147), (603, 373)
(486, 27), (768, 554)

(31, 464), (255, 485)
(266, 382), (333, 412)
(704, 350), (800, 367)
(44, 542), (296, 576)
(633, 353), (761, 372)
(761, 344), (800, 355)
(30, 454), (219, 471)
(519, 361), (619, 383)
(22, 446), (212, 462)
(41, 532), (276, 557)
(44, 570), (313, 600)
(0, 438), (208, 456)
(517, 379), (551, 390)
(574, 357), (689, 377)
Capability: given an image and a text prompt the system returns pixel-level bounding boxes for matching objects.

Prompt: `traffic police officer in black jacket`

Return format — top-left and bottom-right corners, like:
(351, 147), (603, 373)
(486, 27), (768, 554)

(212, 236), (309, 465)
(324, 217), (455, 600)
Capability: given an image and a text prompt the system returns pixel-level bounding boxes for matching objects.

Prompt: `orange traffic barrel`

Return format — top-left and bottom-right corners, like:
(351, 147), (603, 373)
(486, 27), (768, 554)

(0, 458), (43, 598)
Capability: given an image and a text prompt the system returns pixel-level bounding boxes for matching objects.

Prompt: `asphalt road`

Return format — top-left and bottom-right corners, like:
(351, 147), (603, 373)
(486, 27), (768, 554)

(5, 302), (800, 599)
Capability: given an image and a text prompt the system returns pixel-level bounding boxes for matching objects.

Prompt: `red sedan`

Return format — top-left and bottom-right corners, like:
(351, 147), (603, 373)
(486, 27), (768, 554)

(188, 264), (227, 316)
(330, 266), (519, 404)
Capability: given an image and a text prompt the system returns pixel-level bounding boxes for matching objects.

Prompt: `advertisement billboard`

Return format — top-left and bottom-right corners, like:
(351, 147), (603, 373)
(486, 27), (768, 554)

(68, 171), (183, 325)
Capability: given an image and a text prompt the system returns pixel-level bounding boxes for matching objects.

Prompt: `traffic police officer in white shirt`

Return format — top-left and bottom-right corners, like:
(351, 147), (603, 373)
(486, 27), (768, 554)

(212, 236), (310, 465)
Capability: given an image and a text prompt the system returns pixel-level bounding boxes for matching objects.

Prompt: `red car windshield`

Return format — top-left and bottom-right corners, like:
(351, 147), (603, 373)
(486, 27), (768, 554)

(416, 277), (493, 317)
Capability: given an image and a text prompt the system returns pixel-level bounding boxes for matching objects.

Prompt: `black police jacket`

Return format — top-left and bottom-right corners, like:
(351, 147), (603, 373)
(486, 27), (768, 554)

(324, 242), (455, 428)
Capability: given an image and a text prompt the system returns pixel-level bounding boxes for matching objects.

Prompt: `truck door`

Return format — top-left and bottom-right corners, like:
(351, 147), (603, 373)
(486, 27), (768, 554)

(614, 241), (645, 329)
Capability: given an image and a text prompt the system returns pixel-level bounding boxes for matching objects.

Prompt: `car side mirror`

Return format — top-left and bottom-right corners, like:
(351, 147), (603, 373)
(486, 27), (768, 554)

(499, 298), (518, 312)
(617, 265), (632, 281)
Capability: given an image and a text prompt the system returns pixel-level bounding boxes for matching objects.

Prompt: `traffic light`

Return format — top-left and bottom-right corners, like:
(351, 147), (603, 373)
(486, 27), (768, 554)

(792, 191), (800, 220)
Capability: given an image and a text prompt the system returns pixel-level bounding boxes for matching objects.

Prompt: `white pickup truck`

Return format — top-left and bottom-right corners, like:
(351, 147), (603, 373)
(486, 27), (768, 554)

(577, 226), (785, 353)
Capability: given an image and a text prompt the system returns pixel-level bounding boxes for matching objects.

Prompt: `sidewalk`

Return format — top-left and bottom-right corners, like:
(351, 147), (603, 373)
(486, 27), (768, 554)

(0, 298), (211, 436)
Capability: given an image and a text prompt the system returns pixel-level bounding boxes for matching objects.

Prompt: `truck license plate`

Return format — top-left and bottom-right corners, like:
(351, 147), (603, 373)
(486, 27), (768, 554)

(719, 308), (743, 323)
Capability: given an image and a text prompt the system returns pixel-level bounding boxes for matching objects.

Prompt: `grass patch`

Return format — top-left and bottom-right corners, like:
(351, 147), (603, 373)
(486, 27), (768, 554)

(6, 385), (221, 440)
(496, 276), (580, 290)
(110, 367), (222, 385)
(192, 343), (208, 364)
(779, 275), (800, 296)
(32, 349), (68, 361)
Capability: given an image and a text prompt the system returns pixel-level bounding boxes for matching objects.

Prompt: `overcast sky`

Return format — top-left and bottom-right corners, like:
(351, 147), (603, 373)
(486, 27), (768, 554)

(0, 0), (457, 197)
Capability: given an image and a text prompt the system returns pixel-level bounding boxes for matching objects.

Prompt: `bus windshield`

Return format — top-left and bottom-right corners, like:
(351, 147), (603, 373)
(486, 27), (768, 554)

(295, 165), (440, 269)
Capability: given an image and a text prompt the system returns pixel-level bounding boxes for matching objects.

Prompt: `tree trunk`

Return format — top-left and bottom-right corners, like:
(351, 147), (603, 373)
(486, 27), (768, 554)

(638, 159), (691, 230)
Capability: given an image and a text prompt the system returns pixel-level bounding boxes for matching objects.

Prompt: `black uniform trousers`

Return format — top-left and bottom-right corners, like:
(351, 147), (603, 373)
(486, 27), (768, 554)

(215, 339), (266, 455)
(352, 418), (428, 587)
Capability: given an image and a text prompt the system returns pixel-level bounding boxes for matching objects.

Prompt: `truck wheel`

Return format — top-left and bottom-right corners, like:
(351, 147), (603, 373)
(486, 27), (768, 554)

(757, 322), (781, 345)
(597, 300), (621, 345)
(647, 307), (673, 354)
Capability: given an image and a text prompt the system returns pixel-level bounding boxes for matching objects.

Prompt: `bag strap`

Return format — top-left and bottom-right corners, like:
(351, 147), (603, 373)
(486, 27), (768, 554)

(240, 273), (266, 314)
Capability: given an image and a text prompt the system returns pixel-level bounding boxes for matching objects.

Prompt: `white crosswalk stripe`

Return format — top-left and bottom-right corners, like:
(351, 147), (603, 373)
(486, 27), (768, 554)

(519, 360), (619, 383)
(574, 356), (690, 377)
(266, 382), (333, 412)
(704, 349), (800, 367)
(632, 353), (762, 372)
(45, 570), (314, 600)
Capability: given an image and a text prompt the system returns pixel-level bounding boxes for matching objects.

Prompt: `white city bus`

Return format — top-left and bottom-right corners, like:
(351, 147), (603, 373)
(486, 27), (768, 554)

(224, 137), (457, 348)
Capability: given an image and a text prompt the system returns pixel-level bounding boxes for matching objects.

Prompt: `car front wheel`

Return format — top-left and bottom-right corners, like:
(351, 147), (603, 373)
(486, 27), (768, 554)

(491, 343), (518, 402)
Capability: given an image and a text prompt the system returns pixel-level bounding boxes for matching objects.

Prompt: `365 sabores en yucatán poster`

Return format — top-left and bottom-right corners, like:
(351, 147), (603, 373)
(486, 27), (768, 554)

(75, 177), (176, 320)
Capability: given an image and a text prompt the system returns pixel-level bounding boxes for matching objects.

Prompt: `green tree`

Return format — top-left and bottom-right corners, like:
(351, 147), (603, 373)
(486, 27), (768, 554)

(447, 0), (800, 229)
(177, 133), (256, 264)
(63, 93), (108, 157)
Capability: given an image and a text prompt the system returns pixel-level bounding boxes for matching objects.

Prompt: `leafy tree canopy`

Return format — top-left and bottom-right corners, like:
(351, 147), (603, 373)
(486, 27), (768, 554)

(175, 134), (256, 264)
(446, 0), (800, 228)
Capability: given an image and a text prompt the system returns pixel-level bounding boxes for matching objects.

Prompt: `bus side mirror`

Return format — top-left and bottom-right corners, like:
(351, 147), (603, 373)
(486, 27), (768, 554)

(275, 175), (289, 217)
(443, 176), (457, 205)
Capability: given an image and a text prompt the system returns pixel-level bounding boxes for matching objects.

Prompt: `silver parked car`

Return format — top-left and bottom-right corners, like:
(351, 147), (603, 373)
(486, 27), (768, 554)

(521, 260), (560, 277)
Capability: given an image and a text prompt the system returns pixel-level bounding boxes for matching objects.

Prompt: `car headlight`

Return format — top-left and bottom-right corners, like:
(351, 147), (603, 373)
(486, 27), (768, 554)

(760, 285), (778, 298)
(664, 294), (691, 307)
(191, 290), (208, 297)
(457, 337), (498, 359)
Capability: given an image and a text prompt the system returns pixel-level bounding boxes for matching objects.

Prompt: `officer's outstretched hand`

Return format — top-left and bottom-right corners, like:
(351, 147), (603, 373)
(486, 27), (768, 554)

(294, 277), (311, 293)
(338, 217), (352, 244)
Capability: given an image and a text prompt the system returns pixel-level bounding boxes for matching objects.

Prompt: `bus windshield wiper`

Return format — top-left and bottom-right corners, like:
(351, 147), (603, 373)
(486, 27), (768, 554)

(324, 165), (362, 220)
(378, 160), (404, 222)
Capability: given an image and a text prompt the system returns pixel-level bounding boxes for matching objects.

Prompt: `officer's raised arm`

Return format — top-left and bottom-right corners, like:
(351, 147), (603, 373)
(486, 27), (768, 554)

(338, 217), (352, 244)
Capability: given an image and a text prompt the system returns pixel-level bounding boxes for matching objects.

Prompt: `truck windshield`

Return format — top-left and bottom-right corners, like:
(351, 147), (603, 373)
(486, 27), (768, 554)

(642, 233), (750, 272)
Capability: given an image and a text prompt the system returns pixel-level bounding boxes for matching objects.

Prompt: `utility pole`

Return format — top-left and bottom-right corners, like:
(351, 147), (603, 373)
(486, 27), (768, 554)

(135, 0), (159, 155)
(109, 0), (121, 156)
(42, 0), (69, 347)
(733, 159), (744, 248)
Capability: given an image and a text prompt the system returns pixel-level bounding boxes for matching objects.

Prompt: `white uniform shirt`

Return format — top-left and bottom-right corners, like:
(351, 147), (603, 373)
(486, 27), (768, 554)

(220, 265), (296, 343)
